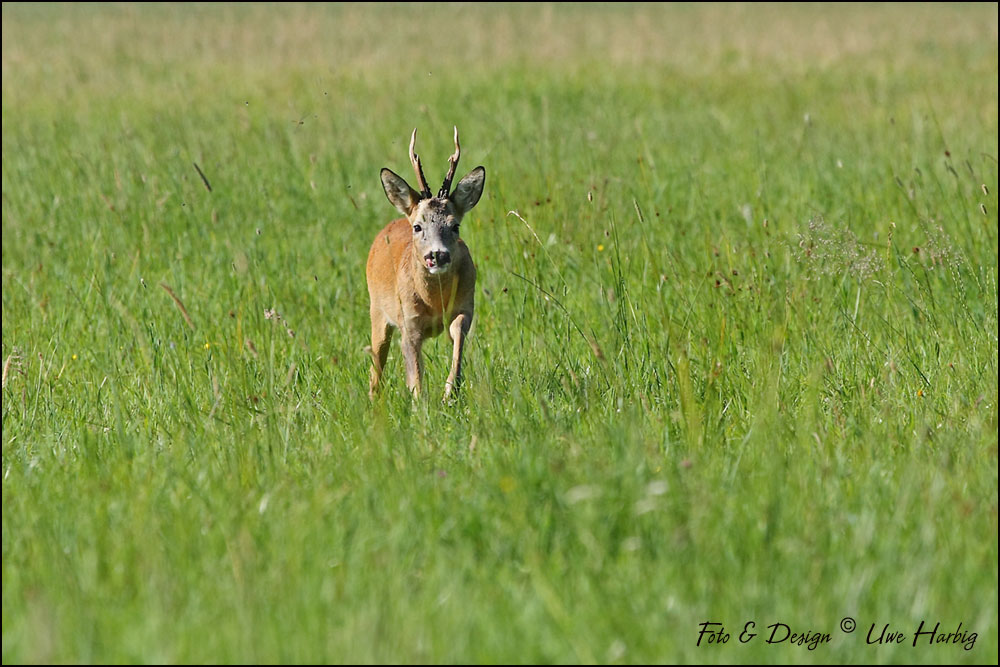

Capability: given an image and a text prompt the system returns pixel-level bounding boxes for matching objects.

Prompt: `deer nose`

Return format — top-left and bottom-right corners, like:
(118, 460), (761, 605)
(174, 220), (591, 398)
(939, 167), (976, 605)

(425, 250), (451, 267)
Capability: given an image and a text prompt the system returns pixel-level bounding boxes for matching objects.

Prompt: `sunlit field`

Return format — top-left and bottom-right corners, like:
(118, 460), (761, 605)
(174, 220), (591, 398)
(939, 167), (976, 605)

(2, 3), (997, 663)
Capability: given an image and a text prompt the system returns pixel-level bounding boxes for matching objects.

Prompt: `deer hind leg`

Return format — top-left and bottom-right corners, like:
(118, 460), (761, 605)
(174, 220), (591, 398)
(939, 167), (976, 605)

(368, 311), (394, 399)
(443, 312), (471, 402)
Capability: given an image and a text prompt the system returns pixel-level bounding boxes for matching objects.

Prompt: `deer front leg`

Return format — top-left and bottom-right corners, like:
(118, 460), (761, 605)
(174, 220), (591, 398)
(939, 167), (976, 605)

(400, 329), (424, 399)
(443, 312), (471, 402)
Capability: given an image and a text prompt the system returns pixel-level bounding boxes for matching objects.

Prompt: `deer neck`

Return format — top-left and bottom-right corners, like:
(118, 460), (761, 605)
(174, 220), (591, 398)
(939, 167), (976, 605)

(410, 250), (460, 311)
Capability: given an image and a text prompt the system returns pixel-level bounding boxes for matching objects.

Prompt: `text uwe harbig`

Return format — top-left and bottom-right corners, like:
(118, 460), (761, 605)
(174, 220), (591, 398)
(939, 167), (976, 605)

(867, 621), (977, 651)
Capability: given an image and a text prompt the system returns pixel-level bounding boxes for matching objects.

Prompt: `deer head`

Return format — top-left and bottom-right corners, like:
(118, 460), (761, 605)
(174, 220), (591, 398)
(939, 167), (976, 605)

(380, 127), (485, 275)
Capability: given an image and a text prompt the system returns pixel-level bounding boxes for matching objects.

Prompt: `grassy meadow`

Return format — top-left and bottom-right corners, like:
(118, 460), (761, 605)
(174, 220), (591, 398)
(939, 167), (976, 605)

(2, 2), (998, 663)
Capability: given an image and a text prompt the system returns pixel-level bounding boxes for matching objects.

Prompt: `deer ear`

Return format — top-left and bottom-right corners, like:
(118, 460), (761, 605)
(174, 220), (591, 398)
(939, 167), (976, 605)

(451, 166), (485, 215)
(381, 168), (420, 216)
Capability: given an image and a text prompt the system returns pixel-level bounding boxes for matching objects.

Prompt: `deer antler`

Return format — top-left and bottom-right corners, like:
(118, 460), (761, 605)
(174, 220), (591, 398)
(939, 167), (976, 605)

(438, 126), (461, 198)
(409, 128), (432, 199)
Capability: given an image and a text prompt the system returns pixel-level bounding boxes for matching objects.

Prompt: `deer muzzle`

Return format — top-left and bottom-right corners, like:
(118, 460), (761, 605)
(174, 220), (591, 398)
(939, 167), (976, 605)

(424, 250), (451, 272)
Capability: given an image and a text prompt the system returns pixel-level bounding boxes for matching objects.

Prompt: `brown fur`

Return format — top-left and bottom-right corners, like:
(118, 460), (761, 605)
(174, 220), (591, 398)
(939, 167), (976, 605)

(367, 133), (484, 401)
(366, 216), (477, 400)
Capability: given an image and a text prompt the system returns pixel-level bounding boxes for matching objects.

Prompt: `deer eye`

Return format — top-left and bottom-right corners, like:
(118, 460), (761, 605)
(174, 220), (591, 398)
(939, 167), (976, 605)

(413, 224), (422, 233)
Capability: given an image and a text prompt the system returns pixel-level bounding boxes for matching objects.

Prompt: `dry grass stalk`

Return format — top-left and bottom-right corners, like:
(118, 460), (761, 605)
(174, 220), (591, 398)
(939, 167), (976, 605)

(160, 282), (195, 330)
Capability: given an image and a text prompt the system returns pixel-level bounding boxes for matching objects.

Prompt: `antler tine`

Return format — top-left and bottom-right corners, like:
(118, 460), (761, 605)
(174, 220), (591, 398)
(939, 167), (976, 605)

(438, 126), (461, 198)
(409, 128), (432, 199)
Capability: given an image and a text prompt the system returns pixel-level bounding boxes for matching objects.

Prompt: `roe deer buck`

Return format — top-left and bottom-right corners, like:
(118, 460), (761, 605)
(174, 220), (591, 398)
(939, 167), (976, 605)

(367, 127), (486, 401)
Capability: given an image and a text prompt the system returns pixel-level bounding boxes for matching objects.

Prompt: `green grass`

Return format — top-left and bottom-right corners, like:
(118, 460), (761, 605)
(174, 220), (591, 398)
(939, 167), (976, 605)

(2, 3), (997, 663)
